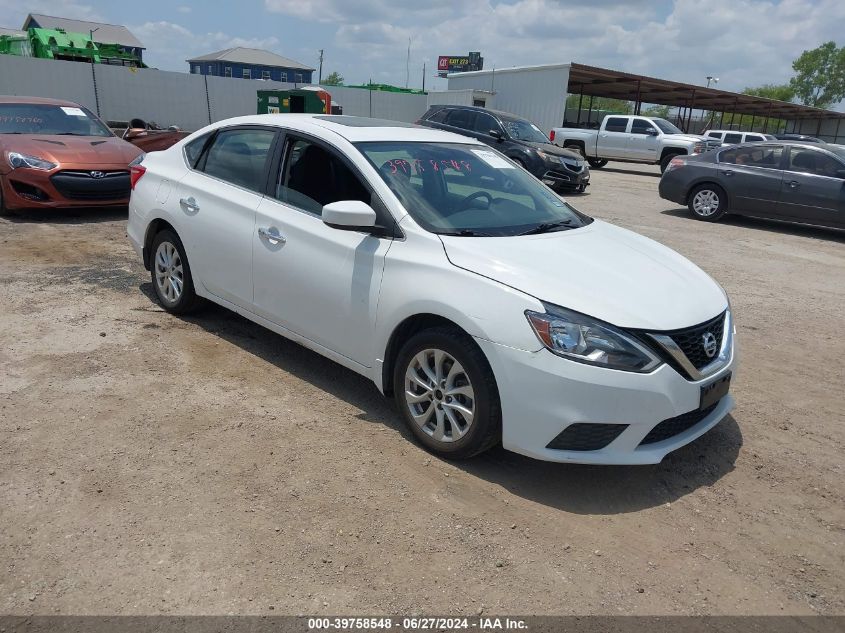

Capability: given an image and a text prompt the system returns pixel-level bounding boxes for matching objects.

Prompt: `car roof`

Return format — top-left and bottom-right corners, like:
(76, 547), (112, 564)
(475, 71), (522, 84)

(209, 113), (486, 144)
(428, 104), (531, 123)
(705, 130), (767, 134)
(0, 95), (83, 107)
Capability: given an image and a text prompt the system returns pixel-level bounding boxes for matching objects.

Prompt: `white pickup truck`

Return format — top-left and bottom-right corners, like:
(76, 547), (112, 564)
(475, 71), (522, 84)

(550, 115), (722, 173)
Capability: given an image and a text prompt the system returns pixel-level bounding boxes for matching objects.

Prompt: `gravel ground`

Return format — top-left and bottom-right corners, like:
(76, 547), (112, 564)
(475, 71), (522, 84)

(1, 163), (843, 616)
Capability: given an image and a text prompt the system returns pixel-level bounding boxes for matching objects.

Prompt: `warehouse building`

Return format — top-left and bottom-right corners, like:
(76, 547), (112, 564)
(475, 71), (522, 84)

(187, 47), (314, 83)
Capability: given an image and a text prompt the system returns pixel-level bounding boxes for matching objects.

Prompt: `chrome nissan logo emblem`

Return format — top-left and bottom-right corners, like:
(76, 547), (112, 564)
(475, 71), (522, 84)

(702, 332), (718, 358)
(90, 171), (105, 179)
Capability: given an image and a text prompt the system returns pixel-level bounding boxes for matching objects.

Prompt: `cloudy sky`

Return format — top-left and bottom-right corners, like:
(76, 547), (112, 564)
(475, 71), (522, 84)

(1, 0), (842, 105)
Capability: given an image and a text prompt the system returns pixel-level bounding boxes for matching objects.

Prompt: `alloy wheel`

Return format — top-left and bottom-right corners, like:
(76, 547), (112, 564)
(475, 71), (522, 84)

(692, 189), (720, 216)
(404, 348), (475, 443)
(154, 241), (184, 304)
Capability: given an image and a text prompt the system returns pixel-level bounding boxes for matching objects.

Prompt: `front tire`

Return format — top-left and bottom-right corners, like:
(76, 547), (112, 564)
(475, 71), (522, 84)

(393, 327), (501, 459)
(688, 183), (728, 222)
(660, 152), (682, 173)
(587, 158), (608, 168)
(150, 228), (202, 314)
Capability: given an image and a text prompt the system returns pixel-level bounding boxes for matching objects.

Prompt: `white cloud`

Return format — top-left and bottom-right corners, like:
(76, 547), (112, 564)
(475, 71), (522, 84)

(0, 0), (102, 26)
(176, 5), (192, 13)
(129, 20), (281, 70)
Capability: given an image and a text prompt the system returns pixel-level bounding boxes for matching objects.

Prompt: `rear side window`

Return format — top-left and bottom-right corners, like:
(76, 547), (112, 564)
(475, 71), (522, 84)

(719, 145), (783, 169)
(473, 111), (499, 134)
(446, 109), (476, 130)
(706, 131), (723, 139)
(723, 133), (743, 144)
(427, 108), (449, 123)
(604, 117), (629, 133)
(200, 128), (276, 192)
(745, 134), (765, 142)
(184, 132), (212, 167)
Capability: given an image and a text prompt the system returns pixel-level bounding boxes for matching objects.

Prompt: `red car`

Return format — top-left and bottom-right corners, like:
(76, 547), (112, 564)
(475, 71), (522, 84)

(0, 96), (143, 215)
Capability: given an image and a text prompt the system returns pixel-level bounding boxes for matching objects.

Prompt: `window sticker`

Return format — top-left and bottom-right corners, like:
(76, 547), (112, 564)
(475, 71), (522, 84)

(60, 107), (87, 117)
(471, 149), (514, 169)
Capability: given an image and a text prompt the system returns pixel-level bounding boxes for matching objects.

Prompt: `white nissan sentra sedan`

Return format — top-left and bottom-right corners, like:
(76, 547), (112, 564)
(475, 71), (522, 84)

(127, 114), (736, 465)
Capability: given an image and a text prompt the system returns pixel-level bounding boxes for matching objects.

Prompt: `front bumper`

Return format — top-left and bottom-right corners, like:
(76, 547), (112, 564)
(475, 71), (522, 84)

(475, 332), (737, 465)
(0, 167), (130, 210)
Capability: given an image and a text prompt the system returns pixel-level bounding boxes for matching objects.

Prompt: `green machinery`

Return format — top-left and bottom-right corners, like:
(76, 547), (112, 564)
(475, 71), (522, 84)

(0, 27), (144, 67)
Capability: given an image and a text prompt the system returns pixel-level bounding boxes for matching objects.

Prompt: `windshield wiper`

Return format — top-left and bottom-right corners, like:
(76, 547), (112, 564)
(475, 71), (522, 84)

(439, 229), (495, 237)
(518, 220), (577, 236)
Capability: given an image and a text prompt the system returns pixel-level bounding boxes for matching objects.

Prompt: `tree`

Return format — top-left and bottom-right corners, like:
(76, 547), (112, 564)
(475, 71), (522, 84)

(322, 71), (344, 86)
(642, 104), (671, 118)
(789, 41), (845, 108)
(742, 83), (795, 103)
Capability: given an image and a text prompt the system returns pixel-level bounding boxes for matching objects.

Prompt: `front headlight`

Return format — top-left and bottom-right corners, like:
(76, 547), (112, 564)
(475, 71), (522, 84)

(7, 152), (57, 171)
(526, 303), (662, 372)
(693, 142), (705, 154)
(536, 149), (555, 162)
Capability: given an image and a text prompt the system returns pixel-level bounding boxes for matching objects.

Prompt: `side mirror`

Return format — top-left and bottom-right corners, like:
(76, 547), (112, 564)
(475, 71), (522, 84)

(489, 129), (504, 141)
(646, 127), (659, 136)
(322, 200), (378, 231)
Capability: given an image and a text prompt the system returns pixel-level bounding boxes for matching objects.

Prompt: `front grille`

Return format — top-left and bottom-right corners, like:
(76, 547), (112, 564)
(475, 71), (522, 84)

(663, 312), (725, 371)
(639, 403), (719, 446)
(559, 158), (584, 173)
(50, 170), (130, 201)
(543, 169), (572, 182)
(10, 179), (49, 201)
(547, 423), (628, 451)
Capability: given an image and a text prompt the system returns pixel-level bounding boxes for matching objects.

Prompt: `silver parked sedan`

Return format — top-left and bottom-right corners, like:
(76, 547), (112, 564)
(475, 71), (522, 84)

(658, 140), (845, 230)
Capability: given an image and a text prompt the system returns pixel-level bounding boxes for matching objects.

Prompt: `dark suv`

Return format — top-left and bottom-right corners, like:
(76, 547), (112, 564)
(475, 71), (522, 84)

(417, 105), (590, 193)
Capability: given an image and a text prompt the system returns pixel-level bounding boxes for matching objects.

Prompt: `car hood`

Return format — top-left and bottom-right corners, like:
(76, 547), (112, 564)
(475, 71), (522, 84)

(664, 133), (708, 143)
(440, 219), (727, 330)
(0, 134), (142, 166)
(522, 141), (583, 160)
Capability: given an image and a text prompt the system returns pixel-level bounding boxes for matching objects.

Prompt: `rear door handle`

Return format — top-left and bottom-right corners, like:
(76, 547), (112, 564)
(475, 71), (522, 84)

(258, 226), (286, 245)
(788, 180), (800, 188)
(179, 196), (199, 212)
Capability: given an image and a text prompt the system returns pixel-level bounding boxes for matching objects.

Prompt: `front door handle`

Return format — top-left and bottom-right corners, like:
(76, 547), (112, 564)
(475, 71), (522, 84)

(258, 227), (286, 245)
(179, 196), (199, 212)
(721, 169), (734, 176)
(788, 180), (800, 188)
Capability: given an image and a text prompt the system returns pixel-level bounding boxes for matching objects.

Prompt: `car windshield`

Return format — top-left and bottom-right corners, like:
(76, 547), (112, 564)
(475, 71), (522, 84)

(500, 118), (550, 143)
(652, 118), (684, 134)
(356, 141), (593, 237)
(0, 103), (113, 137)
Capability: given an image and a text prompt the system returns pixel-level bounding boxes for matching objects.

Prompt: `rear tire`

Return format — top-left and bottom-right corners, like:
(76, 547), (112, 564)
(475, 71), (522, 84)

(687, 183), (728, 222)
(149, 228), (203, 314)
(393, 327), (501, 460)
(587, 158), (608, 168)
(660, 152), (683, 173)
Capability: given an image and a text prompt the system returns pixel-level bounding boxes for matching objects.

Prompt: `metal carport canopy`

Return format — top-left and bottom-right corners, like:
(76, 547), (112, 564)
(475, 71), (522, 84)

(568, 62), (845, 121)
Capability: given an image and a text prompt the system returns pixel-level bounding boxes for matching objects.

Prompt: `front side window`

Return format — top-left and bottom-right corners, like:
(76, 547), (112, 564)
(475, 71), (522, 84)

(357, 141), (592, 237)
(651, 119), (684, 134)
(200, 128), (275, 192)
(604, 117), (629, 133)
(501, 117), (549, 142)
(276, 138), (370, 216)
(630, 119), (655, 135)
(723, 133), (743, 144)
(787, 148), (844, 178)
(719, 145), (783, 169)
(473, 112), (499, 135)
(0, 103), (112, 137)
(706, 131), (723, 139)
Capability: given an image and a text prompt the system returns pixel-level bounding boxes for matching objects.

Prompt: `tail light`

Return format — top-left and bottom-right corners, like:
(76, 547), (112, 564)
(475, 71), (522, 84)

(549, 129), (556, 142)
(130, 164), (146, 190)
(665, 157), (686, 174)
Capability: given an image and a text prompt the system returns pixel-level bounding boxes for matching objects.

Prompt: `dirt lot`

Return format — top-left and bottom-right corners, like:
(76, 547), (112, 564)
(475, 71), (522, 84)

(1, 163), (843, 616)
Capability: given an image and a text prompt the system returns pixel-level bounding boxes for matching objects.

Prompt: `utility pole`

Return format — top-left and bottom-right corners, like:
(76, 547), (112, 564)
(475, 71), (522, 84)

(318, 49), (324, 84)
(422, 62), (426, 92)
(405, 37), (411, 89)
